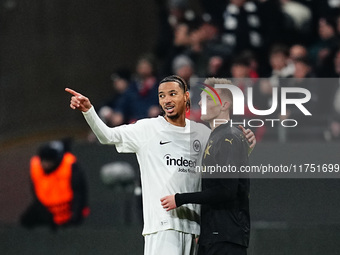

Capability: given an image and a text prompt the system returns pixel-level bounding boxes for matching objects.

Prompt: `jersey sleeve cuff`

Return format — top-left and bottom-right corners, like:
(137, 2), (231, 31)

(82, 106), (95, 116)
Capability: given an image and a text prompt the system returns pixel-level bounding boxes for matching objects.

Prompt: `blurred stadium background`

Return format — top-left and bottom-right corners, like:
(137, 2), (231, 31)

(1, 0), (340, 254)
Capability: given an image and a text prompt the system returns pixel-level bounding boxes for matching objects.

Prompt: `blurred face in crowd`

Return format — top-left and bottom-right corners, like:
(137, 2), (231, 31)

(319, 18), (335, 40)
(294, 61), (310, 79)
(113, 78), (129, 94)
(290, 45), (307, 61)
(231, 64), (250, 78)
(137, 59), (153, 79)
(270, 52), (287, 71)
(208, 56), (223, 76)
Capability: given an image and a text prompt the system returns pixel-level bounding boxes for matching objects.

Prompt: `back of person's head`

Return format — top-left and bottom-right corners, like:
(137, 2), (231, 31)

(172, 55), (194, 78)
(38, 141), (65, 173)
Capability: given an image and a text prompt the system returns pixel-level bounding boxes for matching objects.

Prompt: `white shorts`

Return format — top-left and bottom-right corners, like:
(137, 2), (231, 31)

(144, 230), (197, 255)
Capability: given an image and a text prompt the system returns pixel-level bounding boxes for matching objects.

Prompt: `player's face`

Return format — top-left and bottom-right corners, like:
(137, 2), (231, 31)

(199, 89), (222, 123)
(158, 82), (188, 119)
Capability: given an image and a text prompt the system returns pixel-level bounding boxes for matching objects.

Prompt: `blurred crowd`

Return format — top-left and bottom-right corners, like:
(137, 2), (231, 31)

(96, 0), (340, 142)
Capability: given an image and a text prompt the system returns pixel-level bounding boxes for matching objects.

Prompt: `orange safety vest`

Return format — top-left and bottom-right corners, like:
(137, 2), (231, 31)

(30, 152), (76, 225)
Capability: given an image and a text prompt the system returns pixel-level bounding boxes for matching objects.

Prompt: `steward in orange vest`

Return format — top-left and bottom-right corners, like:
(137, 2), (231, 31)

(21, 140), (89, 229)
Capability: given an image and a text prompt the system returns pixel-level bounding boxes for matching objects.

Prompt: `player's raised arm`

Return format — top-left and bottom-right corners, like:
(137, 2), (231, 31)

(65, 88), (92, 112)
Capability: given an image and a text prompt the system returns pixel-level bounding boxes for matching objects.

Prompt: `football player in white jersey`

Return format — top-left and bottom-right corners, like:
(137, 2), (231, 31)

(65, 75), (255, 255)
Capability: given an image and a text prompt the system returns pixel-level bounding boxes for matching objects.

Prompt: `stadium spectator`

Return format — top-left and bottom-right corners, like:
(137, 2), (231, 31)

(289, 44), (308, 62)
(269, 44), (295, 80)
(238, 50), (260, 78)
(172, 54), (195, 85)
(292, 56), (315, 79)
(98, 69), (131, 127)
(20, 140), (89, 230)
(205, 55), (224, 77)
(231, 56), (251, 80)
(309, 17), (339, 72)
(152, 0), (340, 142)
(114, 55), (160, 124)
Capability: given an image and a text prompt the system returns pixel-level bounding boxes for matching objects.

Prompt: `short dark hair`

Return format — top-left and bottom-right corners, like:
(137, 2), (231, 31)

(270, 44), (289, 57)
(294, 56), (312, 67)
(231, 56), (250, 67)
(159, 75), (188, 93)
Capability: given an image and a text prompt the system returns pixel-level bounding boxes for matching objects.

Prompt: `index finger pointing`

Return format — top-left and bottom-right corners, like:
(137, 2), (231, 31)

(65, 88), (81, 97)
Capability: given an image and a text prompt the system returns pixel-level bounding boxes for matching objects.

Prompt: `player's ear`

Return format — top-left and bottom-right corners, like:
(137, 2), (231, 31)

(184, 91), (190, 102)
(222, 101), (230, 111)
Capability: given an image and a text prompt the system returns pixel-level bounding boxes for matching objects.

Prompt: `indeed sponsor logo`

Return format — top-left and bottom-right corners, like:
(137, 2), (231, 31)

(164, 154), (196, 167)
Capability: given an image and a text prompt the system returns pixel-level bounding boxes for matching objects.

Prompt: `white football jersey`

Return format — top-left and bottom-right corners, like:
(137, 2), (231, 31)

(83, 107), (210, 235)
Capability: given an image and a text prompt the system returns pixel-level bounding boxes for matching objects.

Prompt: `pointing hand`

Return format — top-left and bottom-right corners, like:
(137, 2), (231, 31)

(65, 88), (92, 112)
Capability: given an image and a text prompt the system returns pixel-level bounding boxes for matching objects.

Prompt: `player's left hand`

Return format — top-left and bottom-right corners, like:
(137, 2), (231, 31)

(160, 195), (177, 211)
(239, 125), (256, 149)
